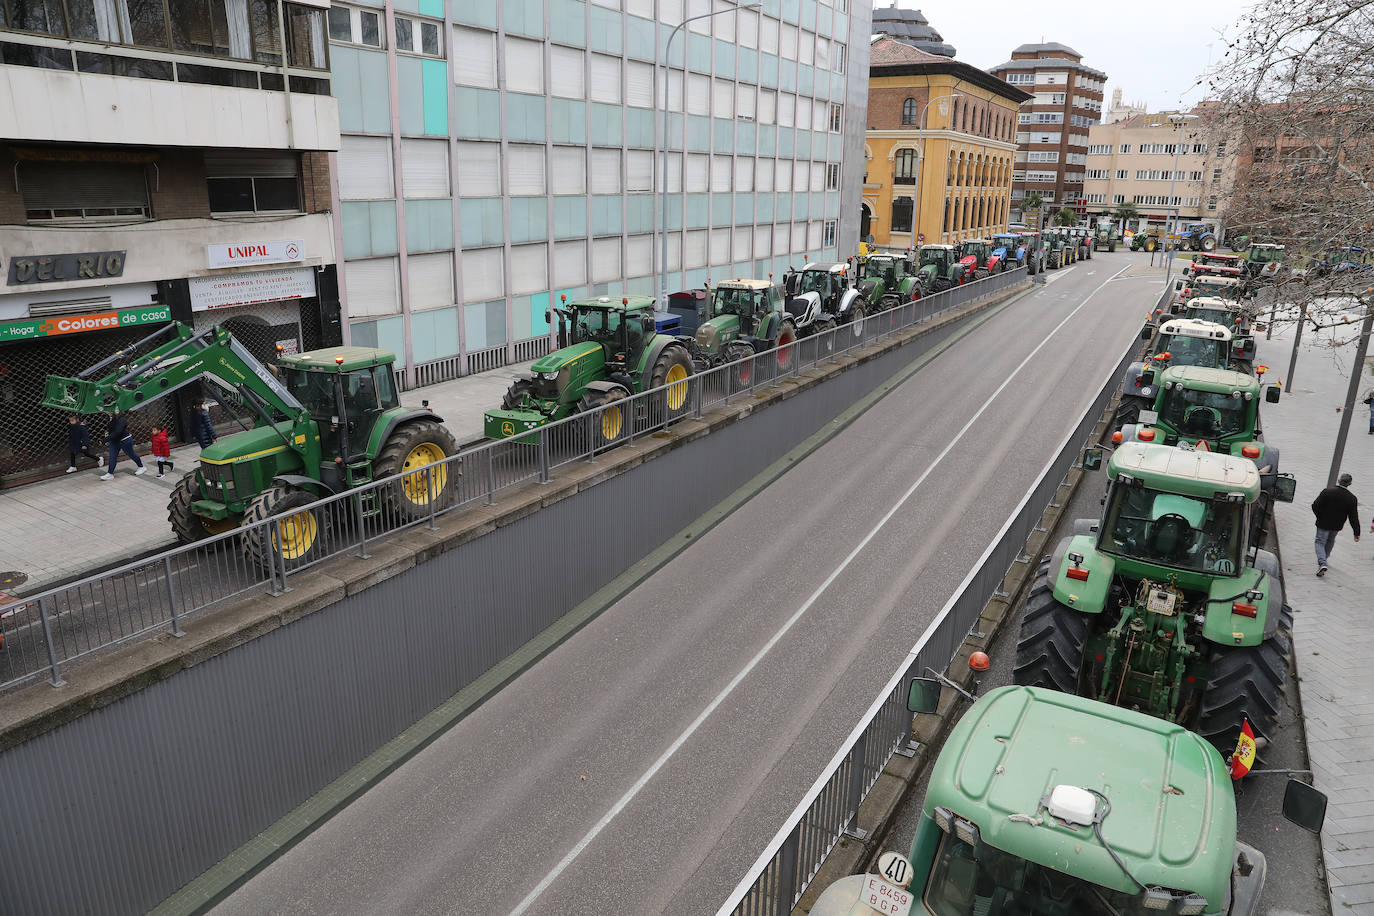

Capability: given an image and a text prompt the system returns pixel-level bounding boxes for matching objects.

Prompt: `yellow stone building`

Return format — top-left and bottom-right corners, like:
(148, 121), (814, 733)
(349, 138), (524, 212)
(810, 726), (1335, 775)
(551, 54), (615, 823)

(863, 39), (1030, 248)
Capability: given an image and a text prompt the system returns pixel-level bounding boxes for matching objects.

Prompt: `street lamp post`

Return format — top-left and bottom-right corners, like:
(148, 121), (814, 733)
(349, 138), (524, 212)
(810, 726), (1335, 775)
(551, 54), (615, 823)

(1163, 113), (1198, 286)
(913, 92), (960, 247)
(656, 2), (761, 310)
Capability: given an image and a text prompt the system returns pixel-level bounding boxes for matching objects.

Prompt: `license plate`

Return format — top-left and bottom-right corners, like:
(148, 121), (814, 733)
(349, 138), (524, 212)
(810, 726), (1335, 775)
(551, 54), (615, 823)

(860, 875), (913, 916)
(1139, 410), (1159, 425)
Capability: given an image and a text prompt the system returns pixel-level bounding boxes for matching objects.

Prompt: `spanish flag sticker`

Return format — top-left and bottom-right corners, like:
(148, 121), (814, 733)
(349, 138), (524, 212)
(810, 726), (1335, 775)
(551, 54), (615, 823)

(1231, 718), (1257, 780)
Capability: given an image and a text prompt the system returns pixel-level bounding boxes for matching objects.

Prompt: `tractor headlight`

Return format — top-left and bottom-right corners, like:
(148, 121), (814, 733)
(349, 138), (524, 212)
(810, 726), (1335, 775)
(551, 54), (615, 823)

(1179, 894), (1208, 914)
(1142, 888), (1174, 910)
(932, 806), (954, 833)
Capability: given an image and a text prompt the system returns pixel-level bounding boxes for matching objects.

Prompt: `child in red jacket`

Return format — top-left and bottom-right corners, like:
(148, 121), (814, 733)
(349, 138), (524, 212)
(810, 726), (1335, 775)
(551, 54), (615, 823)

(151, 426), (174, 479)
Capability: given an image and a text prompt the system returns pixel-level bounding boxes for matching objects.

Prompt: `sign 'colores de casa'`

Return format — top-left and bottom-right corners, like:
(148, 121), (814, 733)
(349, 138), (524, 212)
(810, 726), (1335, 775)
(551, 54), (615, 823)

(0, 305), (172, 343)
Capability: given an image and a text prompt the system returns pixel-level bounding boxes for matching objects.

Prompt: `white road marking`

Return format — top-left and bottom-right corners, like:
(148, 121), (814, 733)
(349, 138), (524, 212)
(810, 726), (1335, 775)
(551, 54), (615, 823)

(508, 264), (1138, 916)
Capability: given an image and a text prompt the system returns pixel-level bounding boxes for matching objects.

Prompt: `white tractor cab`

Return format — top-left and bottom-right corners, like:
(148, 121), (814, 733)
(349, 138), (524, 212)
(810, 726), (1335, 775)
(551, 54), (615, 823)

(1120, 318), (1252, 422)
(1171, 274), (1250, 312)
(1185, 295), (1254, 337)
(782, 261), (865, 338)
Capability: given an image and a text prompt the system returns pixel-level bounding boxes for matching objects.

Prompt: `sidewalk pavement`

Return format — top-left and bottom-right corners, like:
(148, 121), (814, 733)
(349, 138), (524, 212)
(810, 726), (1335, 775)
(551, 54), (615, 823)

(1258, 320), (1374, 915)
(0, 359), (536, 599)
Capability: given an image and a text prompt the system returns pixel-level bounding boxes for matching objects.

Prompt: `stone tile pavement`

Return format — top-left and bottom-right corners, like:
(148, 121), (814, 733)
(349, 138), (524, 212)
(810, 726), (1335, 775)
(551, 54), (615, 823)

(1258, 318), (1374, 914)
(0, 358), (537, 599)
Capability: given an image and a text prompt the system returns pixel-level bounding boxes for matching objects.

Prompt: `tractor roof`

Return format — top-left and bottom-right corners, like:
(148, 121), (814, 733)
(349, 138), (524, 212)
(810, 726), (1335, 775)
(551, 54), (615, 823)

(1250, 243), (1284, 250)
(1159, 364), (1260, 395)
(283, 346), (395, 371)
(1201, 253), (1241, 262)
(566, 294), (655, 313)
(1109, 441), (1261, 501)
(1185, 296), (1240, 311)
(803, 262), (848, 274)
(926, 685), (1234, 904)
(920, 244), (956, 252)
(716, 278), (775, 291)
(1159, 318), (1233, 342)
(1192, 276), (1242, 288)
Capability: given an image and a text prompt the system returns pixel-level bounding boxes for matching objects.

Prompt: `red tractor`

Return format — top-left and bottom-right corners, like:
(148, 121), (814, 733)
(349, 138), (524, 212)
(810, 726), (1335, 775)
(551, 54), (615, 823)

(1184, 252), (1244, 281)
(955, 238), (1003, 279)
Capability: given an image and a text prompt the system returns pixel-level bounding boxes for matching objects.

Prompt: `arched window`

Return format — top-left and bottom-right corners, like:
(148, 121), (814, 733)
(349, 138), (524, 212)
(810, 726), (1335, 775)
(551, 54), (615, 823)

(951, 99), (959, 130)
(901, 98), (918, 125)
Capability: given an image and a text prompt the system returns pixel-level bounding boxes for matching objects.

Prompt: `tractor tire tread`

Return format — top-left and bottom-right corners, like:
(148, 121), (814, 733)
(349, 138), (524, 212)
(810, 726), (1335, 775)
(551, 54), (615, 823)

(1195, 634), (1290, 752)
(1013, 558), (1088, 695)
(373, 419), (460, 518)
(169, 471), (212, 544)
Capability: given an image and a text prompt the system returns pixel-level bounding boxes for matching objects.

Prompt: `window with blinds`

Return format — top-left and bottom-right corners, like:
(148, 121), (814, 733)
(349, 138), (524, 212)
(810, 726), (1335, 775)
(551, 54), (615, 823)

(737, 84), (756, 120)
(756, 159), (774, 192)
(21, 161), (151, 222)
(712, 79), (734, 118)
(407, 252), (455, 310)
(733, 157), (753, 192)
(732, 227), (751, 261)
(344, 257), (400, 317)
(550, 46), (585, 99)
(685, 230), (707, 269)
(554, 240), (587, 286)
(712, 0), (735, 40)
(206, 152), (303, 214)
(658, 152), (682, 194)
(808, 221), (823, 251)
(793, 221), (807, 253)
(455, 142), (500, 197)
(775, 160), (791, 192)
(796, 97), (812, 129)
(626, 235), (653, 274)
(452, 26), (496, 88)
(685, 154), (709, 193)
(686, 74), (710, 116)
(504, 36), (543, 95)
(772, 223), (789, 256)
(758, 89), (776, 125)
(511, 243), (548, 295)
(737, 8), (758, 47)
(809, 162), (824, 193)
(760, 15), (778, 54)
(793, 161), (809, 192)
(710, 227), (730, 265)
(626, 151), (654, 192)
(664, 232), (681, 272)
(551, 147), (587, 196)
(338, 136), (394, 200)
(626, 60), (654, 108)
(461, 247), (504, 301)
(400, 139), (449, 199)
(506, 145), (546, 196)
(710, 157), (731, 193)
(590, 149), (622, 195)
(753, 226), (771, 259)
(778, 93), (795, 128)
(590, 54), (621, 104)
(592, 237), (621, 282)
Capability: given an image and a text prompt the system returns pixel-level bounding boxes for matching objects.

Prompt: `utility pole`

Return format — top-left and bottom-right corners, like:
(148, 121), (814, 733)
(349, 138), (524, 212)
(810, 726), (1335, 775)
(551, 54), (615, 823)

(1326, 297), (1374, 487)
(1285, 301), (1307, 391)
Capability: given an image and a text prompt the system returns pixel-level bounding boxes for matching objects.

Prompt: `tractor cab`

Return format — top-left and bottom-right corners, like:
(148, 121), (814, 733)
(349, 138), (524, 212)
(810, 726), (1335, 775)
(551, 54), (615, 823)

(918, 245), (954, 273)
(790, 263), (847, 303)
(1245, 243), (1286, 279)
(1150, 366), (1261, 446)
(957, 239), (992, 269)
(860, 254), (905, 289)
(279, 348), (400, 478)
(1147, 318), (1234, 371)
(708, 280), (781, 336)
(559, 297), (656, 369)
(1185, 296), (1251, 336)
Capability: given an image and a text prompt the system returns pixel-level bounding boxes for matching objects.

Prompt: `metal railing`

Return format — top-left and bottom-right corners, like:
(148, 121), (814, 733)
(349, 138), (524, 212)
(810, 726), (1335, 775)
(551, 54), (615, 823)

(0, 269), (1027, 694)
(715, 291), (1155, 916)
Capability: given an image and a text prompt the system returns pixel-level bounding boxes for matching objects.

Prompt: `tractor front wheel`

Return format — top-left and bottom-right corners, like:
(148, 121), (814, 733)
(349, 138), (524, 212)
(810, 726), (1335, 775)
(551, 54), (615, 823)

(501, 378), (537, 410)
(242, 484), (326, 568)
(724, 341), (756, 391)
(814, 318), (836, 358)
(650, 345), (694, 422)
(845, 305), (866, 345)
(373, 419), (460, 521)
(1145, 238), (1158, 252)
(1013, 557), (1088, 695)
(577, 387), (630, 448)
(1195, 634), (1290, 754)
(1201, 235), (1217, 251)
(169, 471), (239, 544)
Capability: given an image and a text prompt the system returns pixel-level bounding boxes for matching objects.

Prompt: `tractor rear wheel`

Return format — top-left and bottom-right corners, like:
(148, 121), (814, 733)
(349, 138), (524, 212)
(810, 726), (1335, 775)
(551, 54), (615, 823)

(373, 419), (460, 521)
(649, 345), (694, 422)
(845, 305), (866, 345)
(577, 387), (630, 448)
(1195, 634), (1290, 754)
(774, 319), (797, 372)
(501, 378), (537, 410)
(1201, 236), (1217, 252)
(814, 318), (836, 358)
(725, 341), (755, 391)
(168, 471), (239, 544)
(242, 484), (325, 568)
(1115, 394), (1150, 427)
(1014, 557), (1088, 695)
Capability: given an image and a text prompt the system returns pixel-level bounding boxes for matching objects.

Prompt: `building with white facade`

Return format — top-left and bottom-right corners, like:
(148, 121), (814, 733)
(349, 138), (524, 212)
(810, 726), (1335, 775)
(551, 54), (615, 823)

(329, 0), (872, 384)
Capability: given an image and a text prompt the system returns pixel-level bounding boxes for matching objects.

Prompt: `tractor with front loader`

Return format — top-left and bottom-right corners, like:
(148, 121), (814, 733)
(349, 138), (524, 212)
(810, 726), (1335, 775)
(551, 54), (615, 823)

(487, 295), (696, 449)
(43, 322), (458, 564)
(1014, 441), (1297, 754)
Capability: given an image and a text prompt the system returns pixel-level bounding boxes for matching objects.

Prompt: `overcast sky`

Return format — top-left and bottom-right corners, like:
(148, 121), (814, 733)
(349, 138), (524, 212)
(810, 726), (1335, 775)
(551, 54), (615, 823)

(879, 0), (1256, 112)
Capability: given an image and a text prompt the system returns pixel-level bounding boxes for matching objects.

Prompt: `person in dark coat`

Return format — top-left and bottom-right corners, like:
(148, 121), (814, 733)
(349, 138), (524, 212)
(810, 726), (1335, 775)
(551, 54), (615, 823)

(1312, 472), (1360, 576)
(190, 400), (217, 449)
(66, 415), (103, 473)
(100, 411), (145, 479)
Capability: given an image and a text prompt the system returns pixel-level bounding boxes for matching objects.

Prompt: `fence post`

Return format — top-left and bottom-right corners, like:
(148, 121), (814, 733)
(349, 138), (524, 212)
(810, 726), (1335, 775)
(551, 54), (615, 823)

(624, 401), (636, 448)
(426, 465), (438, 530)
(354, 493), (371, 559)
(37, 596), (65, 688)
(692, 374), (703, 419)
(842, 731), (871, 840)
(164, 556), (185, 637)
(486, 447), (496, 505)
(539, 429), (552, 482)
(776, 822), (803, 911)
(278, 528), (292, 592)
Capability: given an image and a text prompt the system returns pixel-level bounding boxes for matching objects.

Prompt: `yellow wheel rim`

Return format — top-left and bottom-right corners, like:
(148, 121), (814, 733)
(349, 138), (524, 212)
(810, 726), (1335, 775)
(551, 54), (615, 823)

(274, 509), (318, 560)
(400, 442), (447, 505)
(601, 404), (624, 440)
(664, 364), (689, 411)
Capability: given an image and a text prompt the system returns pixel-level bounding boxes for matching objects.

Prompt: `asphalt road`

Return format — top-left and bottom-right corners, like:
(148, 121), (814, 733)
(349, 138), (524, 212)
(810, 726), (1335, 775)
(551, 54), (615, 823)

(881, 376), (1329, 916)
(213, 253), (1165, 916)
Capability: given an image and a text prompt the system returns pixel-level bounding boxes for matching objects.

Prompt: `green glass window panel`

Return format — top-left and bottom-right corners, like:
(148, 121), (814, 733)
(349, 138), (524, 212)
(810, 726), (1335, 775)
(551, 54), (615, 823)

(455, 88), (501, 139)
(485, 300), (507, 345)
(333, 46), (391, 134)
(591, 102), (622, 145)
(799, 0), (815, 29)
(396, 56), (425, 136)
(411, 306), (460, 363)
(737, 48), (758, 82)
(757, 124), (776, 155)
(553, 197), (588, 239)
(685, 194), (709, 229)
(715, 41), (735, 79)
(711, 192), (734, 221)
(463, 302), (486, 350)
(832, 72), (845, 100)
(686, 115), (711, 152)
(775, 193), (790, 220)
(509, 198), (549, 243)
(590, 6), (621, 54)
(781, 0), (799, 23)
(797, 64), (812, 96)
(511, 294), (533, 341)
(418, 0), (442, 17)
(350, 319), (378, 348)
(551, 0), (586, 44)
(507, 93), (546, 142)
(778, 59), (796, 93)
(625, 108), (654, 148)
(626, 194), (653, 233)
(505, 0), (543, 37)
(688, 33), (710, 71)
(342, 200), (398, 258)
(552, 99), (588, 144)
(714, 119), (734, 154)
(777, 128), (794, 157)
(759, 53), (778, 88)
(794, 129), (811, 158)
(392, 0), (418, 14)
(460, 198), (504, 247)
(736, 121), (756, 152)
(756, 194), (773, 222)
(825, 191), (839, 217)
(405, 198), (454, 253)
(666, 203), (683, 230)
(792, 193), (809, 219)
(454, 2), (496, 28)
(532, 291), (555, 335)
(626, 275), (654, 296)
(625, 16), (654, 60)
(591, 195), (623, 235)
(375, 316), (407, 367)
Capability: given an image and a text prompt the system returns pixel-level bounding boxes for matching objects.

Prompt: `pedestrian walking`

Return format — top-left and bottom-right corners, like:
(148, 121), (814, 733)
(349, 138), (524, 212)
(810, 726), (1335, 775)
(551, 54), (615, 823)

(65, 414), (103, 473)
(1312, 472), (1360, 576)
(150, 425), (174, 478)
(1364, 387), (1373, 434)
(100, 411), (145, 480)
(190, 400), (217, 449)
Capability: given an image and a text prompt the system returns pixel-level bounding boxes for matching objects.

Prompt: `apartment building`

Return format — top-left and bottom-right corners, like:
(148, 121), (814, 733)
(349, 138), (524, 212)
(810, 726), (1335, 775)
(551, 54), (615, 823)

(0, 0), (341, 483)
(988, 42), (1106, 225)
(1082, 110), (1228, 230)
(863, 37), (1027, 247)
(330, 0), (872, 386)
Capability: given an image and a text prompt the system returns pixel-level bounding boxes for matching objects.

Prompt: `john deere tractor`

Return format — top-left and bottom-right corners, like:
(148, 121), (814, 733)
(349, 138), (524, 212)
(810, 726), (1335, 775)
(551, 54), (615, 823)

(914, 244), (968, 292)
(485, 295), (695, 448)
(1119, 317), (1257, 424)
(856, 252), (922, 309)
(43, 322), (457, 564)
(1014, 441), (1296, 753)
(1093, 220), (1119, 252)
(677, 279), (797, 385)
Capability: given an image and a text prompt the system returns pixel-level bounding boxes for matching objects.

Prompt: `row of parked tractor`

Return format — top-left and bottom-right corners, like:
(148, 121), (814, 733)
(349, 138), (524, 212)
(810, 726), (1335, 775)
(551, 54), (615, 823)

(816, 243), (1324, 916)
(484, 234), (1097, 444)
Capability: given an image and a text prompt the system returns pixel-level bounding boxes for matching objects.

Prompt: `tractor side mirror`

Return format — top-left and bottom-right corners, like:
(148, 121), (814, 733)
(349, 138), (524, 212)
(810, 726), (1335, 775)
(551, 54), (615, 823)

(1174, 278), (1185, 291)
(1282, 779), (1327, 833)
(1082, 447), (1104, 471)
(545, 309), (552, 323)
(1272, 474), (1296, 503)
(1265, 385), (1281, 404)
(1141, 325), (1154, 340)
(907, 677), (942, 715)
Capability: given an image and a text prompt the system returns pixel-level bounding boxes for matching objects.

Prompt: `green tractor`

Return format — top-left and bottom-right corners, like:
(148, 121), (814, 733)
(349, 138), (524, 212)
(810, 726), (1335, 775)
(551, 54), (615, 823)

(1119, 317), (1254, 425)
(1130, 228), (1162, 252)
(914, 244), (968, 292)
(855, 252), (922, 309)
(1093, 219), (1119, 252)
(1015, 441), (1296, 753)
(677, 279), (798, 385)
(43, 322), (457, 563)
(1043, 230), (1071, 269)
(485, 295), (695, 448)
(1243, 243), (1286, 284)
(821, 684), (1326, 916)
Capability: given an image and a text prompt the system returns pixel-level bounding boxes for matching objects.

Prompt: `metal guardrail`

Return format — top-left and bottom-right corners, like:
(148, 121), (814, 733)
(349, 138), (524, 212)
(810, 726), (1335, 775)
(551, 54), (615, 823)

(714, 284), (1159, 916)
(0, 269), (1027, 693)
